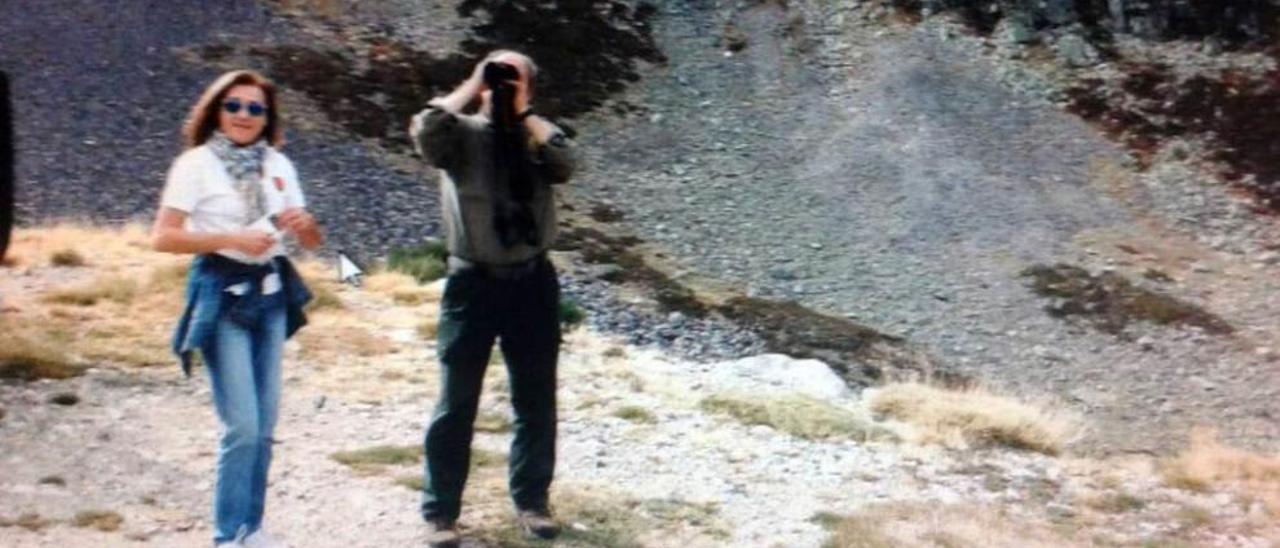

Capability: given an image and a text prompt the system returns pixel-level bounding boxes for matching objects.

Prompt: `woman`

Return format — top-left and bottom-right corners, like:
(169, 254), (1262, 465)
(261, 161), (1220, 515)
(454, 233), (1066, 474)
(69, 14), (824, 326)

(151, 69), (322, 548)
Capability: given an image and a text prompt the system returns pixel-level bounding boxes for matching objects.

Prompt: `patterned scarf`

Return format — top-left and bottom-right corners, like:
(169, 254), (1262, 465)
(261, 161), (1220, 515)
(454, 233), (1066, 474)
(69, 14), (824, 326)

(207, 131), (268, 224)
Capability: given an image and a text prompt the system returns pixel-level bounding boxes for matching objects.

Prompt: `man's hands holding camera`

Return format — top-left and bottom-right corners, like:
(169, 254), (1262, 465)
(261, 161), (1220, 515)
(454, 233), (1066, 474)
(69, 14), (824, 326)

(425, 54), (558, 145)
(468, 60), (531, 115)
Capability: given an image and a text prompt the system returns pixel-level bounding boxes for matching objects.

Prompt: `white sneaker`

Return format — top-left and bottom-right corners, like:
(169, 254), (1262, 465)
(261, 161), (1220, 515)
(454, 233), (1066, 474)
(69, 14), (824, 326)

(243, 530), (287, 548)
(215, 542), (243, 548)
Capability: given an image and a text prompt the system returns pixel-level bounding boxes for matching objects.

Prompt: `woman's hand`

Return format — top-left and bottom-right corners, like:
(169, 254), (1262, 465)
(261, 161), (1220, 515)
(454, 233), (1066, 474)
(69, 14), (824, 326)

(154, 207), (272, 256)
(276, 208), (314, 235)
(276, 207), (323, 250)
(228, 229), (277, 256)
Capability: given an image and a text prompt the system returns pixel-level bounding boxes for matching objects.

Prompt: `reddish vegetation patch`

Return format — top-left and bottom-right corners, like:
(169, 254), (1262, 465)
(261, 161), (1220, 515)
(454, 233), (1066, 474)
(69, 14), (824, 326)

(886, 0), (994, 34)
(887, 0), (1277, 44)
(456, 0), (665, 117)
(251, 43), (473, 147)
(588, 202), (626, 223)
(1022, 263), (1234, 336)
(1066, 63), (1280, 211)
(250, 1), (664, 150)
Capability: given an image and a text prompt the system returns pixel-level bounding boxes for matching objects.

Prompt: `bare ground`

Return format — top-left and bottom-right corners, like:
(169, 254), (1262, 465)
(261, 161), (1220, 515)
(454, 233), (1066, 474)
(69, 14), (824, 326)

(2, 226), (1278, 547)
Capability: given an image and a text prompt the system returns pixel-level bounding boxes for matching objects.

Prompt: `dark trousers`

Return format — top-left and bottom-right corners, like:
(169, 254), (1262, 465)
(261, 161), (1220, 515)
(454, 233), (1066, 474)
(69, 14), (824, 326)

(421, 258), (560, 522)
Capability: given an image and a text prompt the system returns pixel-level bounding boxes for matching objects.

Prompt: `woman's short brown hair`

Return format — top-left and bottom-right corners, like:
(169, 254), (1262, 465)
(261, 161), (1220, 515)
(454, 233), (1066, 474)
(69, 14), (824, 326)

(182, 70), (284, 148)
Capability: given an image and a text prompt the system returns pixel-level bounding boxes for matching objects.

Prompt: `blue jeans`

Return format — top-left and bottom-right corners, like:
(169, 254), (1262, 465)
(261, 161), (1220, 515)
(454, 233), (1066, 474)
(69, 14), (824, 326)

(202, 304), (286, 544)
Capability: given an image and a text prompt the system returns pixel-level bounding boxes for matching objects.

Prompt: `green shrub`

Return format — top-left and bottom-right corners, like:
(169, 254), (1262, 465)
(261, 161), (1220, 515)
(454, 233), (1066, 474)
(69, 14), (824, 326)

(50, 249), (86, 267)
(559, 297), (586, 327)
(701, 394), (895, 442)
(331, 444), (423, 471)
(613, 405), (657, 424)
(387, 240), (449, 283)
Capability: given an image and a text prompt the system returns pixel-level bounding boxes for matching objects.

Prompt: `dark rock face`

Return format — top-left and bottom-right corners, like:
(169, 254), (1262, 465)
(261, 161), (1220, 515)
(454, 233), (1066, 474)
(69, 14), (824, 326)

(1109, 0), (1276, 42)
(255, 1), (665, 150)
(1066, 63), (1280, 209)
(895, 0), (1279, 44)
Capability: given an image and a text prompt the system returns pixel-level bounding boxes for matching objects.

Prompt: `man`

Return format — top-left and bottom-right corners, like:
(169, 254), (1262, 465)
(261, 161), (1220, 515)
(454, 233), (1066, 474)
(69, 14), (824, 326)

(1, 70), (13, 262)
(408, 50), (576, 547)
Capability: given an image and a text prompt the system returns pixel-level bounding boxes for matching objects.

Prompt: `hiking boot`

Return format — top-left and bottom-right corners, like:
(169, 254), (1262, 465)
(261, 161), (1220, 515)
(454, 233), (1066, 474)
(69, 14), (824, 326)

(425, 518), (460, 548)
(516, 508), (560, 540)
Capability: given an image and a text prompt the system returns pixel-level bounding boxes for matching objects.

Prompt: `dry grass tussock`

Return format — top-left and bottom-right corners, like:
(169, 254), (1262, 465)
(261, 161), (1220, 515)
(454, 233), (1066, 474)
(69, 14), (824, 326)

(467, 488), (729, 548)
(0, 512), (56, 531)
(700, 393), (896, 442)
(0, 324), (82, 380)
(293, 259), (348, 312)
(1, 224), (355, 374)
(49, 248), (87, 267)
(2, 224), (189, 371)
(869, 383), (1081, 455)
(820, 503), (1087, 548)
(358, 271), (444, 339)
(292, 260), (411, 361)
(296, 318), (398, 359)
(363, 270), (443, 306)
(287, 264), (447, 400)
(326, 438), (733, 545)
(3, 223), (154, 269)
(43, 275), (139, 306)
(71, 510), (124, 532)
(1162, 429), (1280, 517)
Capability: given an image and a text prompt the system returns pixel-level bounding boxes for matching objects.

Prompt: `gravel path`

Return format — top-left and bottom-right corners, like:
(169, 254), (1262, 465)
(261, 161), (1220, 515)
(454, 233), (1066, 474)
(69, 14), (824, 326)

(3, 270), (1273, 548)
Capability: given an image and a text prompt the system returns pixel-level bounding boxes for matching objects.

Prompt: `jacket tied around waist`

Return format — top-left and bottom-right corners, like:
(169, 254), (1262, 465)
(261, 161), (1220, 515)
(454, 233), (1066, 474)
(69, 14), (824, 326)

(171, 253), (312, 376)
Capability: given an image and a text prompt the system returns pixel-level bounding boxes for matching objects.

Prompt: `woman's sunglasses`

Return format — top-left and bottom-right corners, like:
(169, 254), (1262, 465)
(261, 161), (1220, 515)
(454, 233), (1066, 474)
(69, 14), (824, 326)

(222, 99), (268, 117)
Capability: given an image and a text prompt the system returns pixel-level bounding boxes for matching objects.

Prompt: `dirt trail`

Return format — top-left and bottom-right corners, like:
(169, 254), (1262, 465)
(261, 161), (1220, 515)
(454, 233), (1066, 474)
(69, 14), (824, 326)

(3, 227), (1276, 547)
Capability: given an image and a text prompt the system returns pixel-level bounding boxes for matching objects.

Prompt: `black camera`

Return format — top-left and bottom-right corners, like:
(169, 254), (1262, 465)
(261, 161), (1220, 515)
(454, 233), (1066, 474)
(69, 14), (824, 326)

(480, 60), (538, 247)
(483, 61), (520, 88)
(484, 61), (521, 130)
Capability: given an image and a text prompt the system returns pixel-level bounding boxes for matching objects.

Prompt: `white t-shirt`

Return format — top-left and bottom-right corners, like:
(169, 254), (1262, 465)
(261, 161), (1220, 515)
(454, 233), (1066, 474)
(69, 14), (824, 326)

(160, 145), (306, 264)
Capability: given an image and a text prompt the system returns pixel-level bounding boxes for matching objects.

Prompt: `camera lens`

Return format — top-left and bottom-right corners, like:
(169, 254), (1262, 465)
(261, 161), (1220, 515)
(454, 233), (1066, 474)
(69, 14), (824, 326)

(484, 62), (519, 85)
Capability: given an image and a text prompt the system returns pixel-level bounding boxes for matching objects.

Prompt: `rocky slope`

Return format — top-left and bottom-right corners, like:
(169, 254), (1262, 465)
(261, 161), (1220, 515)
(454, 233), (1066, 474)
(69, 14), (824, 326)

(563, 0), (1280, 454)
